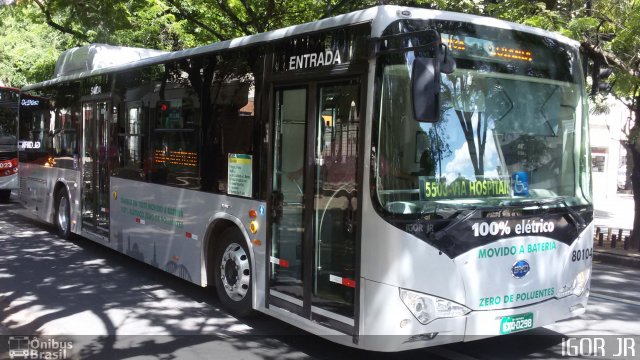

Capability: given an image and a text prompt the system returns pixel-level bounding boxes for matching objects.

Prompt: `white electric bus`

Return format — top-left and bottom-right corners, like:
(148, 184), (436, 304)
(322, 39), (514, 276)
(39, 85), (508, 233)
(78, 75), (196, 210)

(0, 86), (19, 202)
(18, 6), (593, 351)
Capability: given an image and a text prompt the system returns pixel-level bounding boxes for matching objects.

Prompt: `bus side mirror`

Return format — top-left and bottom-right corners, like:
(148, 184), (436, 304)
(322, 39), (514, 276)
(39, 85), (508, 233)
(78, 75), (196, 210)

(412, 57), (440, 122)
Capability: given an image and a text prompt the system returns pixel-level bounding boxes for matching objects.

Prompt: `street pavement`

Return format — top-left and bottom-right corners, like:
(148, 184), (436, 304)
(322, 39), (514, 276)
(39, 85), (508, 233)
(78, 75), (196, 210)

(592, 192), (640, 268)
(594, 192), (634, 230)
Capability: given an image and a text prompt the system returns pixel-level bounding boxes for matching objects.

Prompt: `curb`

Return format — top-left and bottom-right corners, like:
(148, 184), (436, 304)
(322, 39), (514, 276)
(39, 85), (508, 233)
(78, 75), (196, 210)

(594, 250), (640, 269)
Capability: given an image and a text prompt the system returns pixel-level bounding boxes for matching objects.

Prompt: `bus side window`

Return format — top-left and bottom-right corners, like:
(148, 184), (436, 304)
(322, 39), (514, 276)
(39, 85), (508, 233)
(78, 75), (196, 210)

(203, 50), (257, 196)
(147, 61), (201, 189)
(113, 67), (161, 182)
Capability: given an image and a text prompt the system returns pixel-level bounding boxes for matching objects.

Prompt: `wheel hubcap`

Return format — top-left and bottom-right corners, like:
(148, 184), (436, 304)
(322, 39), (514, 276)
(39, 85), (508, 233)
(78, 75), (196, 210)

(58, 196), (69, 232)
(219, 243), (250, 301)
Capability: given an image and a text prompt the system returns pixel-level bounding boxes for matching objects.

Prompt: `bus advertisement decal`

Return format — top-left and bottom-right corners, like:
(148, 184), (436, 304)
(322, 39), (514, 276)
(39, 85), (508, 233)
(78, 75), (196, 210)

(479, 289), (554, 309)
(477, 241), (557, 259)
(426, 212), (581, 258)
(389, 211), (584, 259)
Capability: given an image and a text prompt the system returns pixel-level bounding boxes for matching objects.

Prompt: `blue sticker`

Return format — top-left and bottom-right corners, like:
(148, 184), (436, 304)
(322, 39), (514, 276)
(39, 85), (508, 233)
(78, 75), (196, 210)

(511, 260), (530, 279)
(512, 171), (529, 196)
(258, 205), (265, 216)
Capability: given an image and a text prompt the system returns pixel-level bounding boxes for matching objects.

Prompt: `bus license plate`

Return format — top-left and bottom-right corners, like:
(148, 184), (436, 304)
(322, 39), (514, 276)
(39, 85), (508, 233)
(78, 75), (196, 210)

(500, 313), (534, 334)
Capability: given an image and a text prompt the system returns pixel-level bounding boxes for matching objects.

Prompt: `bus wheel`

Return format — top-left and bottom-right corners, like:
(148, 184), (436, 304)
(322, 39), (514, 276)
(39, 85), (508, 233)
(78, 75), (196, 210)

(214, 228), (253, 317)
(55, 190), (72, 239)
(0, 190), (10, 203)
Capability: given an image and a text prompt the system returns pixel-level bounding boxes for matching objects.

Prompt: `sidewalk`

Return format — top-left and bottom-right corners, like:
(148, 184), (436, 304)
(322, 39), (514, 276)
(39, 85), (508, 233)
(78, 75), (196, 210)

(592, 192), (640, 268)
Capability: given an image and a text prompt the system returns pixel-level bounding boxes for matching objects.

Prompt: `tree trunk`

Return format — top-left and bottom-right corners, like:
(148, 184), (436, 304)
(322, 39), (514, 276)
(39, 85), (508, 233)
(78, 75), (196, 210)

(629, 146), (640, 248)
(625, 150), (633, 190)
(629, 103), (640, 248)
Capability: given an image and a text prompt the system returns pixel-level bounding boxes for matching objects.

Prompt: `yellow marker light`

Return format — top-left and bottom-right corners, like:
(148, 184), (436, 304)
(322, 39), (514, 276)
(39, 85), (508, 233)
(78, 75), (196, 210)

(112, 191), (118, 200)
(249, 220), (259, 234)
(248, 209), (258, 218)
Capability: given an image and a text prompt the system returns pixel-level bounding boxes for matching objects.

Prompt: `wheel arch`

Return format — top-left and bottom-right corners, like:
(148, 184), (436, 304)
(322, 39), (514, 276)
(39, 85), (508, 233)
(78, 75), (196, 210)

(201, 213), (254, 295)
(52, 180), (72, 223)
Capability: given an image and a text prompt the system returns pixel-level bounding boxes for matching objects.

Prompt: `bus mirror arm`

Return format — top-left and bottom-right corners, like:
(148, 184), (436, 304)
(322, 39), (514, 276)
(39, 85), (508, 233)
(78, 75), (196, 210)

(439, 44), (456, 74)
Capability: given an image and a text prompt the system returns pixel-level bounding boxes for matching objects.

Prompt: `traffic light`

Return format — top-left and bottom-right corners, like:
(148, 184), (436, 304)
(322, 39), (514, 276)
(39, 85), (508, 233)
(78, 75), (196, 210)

(591, 59), (613, 95)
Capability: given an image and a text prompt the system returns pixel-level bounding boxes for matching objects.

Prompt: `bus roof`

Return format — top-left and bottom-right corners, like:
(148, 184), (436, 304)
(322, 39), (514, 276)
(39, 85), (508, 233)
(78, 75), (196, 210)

(0, 86), (20, 92)
(23, 5), (579, 91)
(54, 44), (168, 78)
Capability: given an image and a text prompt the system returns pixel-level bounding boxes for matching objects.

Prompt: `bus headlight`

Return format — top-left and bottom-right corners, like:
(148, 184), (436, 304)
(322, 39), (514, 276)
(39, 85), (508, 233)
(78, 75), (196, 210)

(399, 288), (471, 324)
(557, 268), (591, 298)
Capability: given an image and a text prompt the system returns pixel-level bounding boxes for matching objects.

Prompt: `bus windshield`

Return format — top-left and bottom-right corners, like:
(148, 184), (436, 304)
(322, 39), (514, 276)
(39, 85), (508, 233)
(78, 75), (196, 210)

(373, 20), (591, 217)
(0, 88), (18, 153)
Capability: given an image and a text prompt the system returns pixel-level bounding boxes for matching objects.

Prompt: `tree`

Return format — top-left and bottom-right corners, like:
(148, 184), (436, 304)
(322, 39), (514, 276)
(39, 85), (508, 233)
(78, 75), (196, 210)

(5, 0), (446, 85)
(0, 2), (73, 87)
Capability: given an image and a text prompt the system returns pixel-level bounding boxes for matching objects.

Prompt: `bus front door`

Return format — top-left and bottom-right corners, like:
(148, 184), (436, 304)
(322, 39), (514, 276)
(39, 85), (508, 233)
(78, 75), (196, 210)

(270, 87), (307, 314)
(270, 81), (360, 335)
(81, 101), (110, 238)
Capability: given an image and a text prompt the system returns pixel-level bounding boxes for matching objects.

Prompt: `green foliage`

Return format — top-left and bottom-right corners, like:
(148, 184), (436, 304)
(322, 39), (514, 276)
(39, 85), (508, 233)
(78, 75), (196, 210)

(2, 0), (640, 102)
(0, 3), (73, 87)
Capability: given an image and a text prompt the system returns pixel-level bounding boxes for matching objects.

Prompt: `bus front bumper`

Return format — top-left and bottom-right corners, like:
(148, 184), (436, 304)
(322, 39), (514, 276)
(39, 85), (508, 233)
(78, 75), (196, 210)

(359, 278), (589, 352)
(0, 173), (18, 190)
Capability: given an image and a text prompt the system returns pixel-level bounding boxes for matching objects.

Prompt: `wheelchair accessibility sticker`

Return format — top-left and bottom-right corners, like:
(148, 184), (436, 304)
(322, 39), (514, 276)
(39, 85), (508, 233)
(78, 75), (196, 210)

(512, 172), (529, 196)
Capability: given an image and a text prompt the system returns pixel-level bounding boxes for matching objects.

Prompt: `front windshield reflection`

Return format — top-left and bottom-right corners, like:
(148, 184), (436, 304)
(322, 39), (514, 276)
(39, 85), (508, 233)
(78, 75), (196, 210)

(374, 56), (589, 216)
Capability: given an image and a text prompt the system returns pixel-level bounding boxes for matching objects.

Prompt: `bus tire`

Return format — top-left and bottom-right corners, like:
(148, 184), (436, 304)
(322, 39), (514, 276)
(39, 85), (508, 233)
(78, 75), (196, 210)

(0, 190), (10, 203)
(55, 189), (72, 240)
(213, 228), (253, 317)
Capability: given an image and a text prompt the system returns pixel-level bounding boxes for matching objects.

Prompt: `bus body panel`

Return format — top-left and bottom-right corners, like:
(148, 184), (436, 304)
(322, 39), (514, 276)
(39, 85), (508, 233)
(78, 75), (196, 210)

(110, 177), (267, 307)
(0, 172), (18, 191)
(18, 163), (80, 227)
(359, 273), (587, 351)
(359, 200), (467, 304)
(359, 43), (468, 308)
(454, 224), (593, 311)
(462, 288), (588, 341)
(360, 278), (467, 351)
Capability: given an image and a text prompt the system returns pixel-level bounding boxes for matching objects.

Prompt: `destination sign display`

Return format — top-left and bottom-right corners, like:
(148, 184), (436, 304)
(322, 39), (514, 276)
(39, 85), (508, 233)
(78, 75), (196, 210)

(418, 176), (512, 200)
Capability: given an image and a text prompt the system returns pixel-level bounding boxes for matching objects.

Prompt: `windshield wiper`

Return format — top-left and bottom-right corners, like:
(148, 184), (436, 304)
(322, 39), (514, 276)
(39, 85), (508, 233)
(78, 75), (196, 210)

(501, 196), (587, 230)
(536, 197), (587, 231)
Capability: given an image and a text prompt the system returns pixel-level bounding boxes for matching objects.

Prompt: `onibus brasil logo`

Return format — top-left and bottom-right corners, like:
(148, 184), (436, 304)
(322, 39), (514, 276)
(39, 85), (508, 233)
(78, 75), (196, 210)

(8, 336), (73, 359)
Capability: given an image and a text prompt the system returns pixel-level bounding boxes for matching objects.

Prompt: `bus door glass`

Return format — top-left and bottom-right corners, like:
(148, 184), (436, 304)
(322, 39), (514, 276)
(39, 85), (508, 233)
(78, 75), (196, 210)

(270, 81), (360, 332)
(81, 101), (110, 237)
(270, 87), (307, 312)
(312, 82), (359, 321)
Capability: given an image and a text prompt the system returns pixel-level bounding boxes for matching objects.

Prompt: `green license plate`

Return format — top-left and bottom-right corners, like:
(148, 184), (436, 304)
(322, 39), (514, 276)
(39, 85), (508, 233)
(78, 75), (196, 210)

(500, 312), (534, 334)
